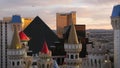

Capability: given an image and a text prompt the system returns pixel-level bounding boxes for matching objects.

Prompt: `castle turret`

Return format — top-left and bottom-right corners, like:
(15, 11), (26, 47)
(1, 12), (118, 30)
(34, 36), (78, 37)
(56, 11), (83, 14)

(19, 31), (30, 50)
(111, 4), (120, 68)
(7, 26), (33, 68)
(64, 23), (82, 68)
(7, 26), (26, 68)
(37, 41), (53, 68)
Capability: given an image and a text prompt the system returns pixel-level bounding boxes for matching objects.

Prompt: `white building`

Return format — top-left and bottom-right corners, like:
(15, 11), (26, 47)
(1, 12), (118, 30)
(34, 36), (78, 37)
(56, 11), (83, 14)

(0, 16), (15, 68)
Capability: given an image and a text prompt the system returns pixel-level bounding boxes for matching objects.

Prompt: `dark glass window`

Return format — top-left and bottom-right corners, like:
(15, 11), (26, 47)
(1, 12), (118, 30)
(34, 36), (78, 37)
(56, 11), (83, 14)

(71, 55), (74, 59)
(12, 62), (15, 66)
(75, 55), (78, 59)
(17, 61), (20, 65)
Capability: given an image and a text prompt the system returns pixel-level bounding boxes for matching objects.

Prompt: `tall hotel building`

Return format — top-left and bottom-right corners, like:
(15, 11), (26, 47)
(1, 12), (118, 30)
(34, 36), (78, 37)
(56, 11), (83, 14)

(56, 11), (76, 38)
(0, 18), (13, 68)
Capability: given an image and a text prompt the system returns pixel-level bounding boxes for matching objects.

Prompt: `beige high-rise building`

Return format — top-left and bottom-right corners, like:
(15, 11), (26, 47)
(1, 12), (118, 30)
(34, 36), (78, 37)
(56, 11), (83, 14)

(22, 18), (33, 30)
(56, 11), (76, 38)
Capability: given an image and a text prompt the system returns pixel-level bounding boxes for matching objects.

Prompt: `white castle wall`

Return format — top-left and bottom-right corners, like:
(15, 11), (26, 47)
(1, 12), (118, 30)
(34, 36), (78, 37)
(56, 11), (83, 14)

(82, 43), (112, 68)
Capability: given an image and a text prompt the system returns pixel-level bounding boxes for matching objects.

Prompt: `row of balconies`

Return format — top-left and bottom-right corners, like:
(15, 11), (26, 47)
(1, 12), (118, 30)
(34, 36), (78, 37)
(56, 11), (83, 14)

(64, 44), (82, 52)
(7, 49), (26, 55)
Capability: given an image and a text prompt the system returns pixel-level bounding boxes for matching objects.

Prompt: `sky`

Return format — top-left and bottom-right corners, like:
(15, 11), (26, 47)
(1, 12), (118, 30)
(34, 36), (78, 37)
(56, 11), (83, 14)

(0, 0), (119, 29)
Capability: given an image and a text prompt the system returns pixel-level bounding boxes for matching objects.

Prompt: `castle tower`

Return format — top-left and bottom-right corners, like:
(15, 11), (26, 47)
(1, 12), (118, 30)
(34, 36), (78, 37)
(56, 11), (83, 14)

(7, 26), (24, 68)
(37, 41), (53, 68)
(19, 31), (32, 68)
(111, 4), (120, 68)
(7, 26), (28, 68)
(64, 23), (82, 68)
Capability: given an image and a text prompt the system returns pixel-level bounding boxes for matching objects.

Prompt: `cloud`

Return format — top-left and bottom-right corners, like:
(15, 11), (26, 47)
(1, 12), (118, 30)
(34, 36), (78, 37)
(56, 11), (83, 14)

(0, 0), (117, 29)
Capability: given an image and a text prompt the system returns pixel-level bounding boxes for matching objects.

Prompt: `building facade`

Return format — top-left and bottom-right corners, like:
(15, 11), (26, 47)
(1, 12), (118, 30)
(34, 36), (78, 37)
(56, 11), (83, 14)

(82, 42), (111, 68)
(56, 11), (76, 38)
(0, 20), (13, 68)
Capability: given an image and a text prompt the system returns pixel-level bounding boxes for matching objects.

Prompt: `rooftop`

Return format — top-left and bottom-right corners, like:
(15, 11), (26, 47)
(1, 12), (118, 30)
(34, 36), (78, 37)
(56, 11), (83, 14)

(111, 5), (120, 18)
(19, 31), (30, 41)
(11, 15), (22, 23)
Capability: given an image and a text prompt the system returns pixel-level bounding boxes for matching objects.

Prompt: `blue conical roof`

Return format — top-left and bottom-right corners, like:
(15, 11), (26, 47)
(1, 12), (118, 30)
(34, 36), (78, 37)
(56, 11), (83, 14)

(111, 5), (120, 18)
(11, 15), (22, 23)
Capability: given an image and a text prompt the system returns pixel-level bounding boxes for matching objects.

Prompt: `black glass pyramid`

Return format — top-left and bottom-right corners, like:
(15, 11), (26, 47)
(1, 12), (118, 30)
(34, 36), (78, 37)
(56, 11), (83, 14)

(24, 16), (59, 54)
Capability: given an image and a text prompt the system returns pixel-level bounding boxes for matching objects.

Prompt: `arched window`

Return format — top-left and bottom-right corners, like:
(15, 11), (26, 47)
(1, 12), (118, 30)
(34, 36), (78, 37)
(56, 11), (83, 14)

(23, 61), (26, 65)
(12, 62), (15, 66)
(75, 55), (78, 59)
(17, 61), (20, 66)
(67, 54), (69, 58)
(95, 59), (97, 66)
(91, 59), (93, 67)
(99, 59), (101, 67)
(71, 55), (74, 59)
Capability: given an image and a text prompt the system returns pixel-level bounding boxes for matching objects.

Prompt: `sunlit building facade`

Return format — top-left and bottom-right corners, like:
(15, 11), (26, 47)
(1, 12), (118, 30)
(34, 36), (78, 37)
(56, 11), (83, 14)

(22, 18), (33, 30)
(56, 11), (76, 38)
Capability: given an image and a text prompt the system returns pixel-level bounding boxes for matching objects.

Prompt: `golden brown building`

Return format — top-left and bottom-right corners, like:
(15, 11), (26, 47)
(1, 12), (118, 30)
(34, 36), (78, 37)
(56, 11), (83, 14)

(56, 11), (76, 38)
(22, 18), (33, 30)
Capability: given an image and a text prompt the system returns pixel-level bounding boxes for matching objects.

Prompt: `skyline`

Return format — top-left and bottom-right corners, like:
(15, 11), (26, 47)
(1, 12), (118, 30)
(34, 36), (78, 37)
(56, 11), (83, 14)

(0, 0), (119, 29)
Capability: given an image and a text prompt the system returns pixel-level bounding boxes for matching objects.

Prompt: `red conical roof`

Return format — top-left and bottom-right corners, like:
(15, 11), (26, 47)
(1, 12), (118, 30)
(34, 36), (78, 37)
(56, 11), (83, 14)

(41, 41), (49, 54)
(19, 31), (30, 41)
